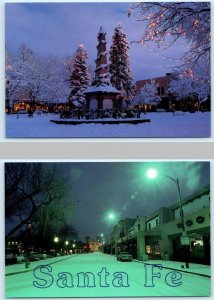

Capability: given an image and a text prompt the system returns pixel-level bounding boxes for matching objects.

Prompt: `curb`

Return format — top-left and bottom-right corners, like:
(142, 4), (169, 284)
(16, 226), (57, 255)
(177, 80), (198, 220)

(133, 260), (211, 278)
(6, 255), (78, 277)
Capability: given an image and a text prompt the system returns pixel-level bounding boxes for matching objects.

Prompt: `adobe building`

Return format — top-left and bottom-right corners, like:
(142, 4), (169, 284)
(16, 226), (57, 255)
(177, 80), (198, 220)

(110, 185), (210, 265)
(85, 26), (120, 109)
(109, 218), (136, 255)
(136, 73), (210, 111)
(136, 73), (175, 111)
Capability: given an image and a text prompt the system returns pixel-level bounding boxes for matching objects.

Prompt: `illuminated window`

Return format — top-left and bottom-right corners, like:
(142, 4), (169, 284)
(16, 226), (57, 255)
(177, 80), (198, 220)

(154, 241), (160, 254)
(146, 245), (151, 254)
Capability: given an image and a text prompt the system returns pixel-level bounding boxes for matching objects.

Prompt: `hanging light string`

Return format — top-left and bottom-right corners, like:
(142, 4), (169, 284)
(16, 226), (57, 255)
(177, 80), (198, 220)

(141, 41), (188, 62)
(128, 3), (210, 65)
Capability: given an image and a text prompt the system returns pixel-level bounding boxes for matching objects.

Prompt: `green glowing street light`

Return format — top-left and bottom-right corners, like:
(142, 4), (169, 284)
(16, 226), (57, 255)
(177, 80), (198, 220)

(146, 168), (158, 179)
(65, 241), (69, 246)
(107, 213), (116, 255)
(108, 213), (115, 220)
(146, 168), (185, 232)
(146, 168), (189, 268)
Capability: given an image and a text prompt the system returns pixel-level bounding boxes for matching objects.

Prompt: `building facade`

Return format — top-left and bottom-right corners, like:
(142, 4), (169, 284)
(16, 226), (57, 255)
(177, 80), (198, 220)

(109, 185), (210, 265)
(135, 73), (210, 111)
(136, 73), (174, 111)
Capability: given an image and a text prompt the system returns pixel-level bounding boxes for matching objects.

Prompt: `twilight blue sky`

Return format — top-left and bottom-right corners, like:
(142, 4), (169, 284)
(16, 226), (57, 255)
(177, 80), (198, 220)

(5, 2), (187, 80)
(5, 161), (210, 241)
(58, 161), (209, 241)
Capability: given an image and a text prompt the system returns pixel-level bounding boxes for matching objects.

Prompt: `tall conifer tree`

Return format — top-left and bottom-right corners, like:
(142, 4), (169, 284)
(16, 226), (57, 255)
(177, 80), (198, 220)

(109, 25), (135, 101)
(68, 44), (90, 108)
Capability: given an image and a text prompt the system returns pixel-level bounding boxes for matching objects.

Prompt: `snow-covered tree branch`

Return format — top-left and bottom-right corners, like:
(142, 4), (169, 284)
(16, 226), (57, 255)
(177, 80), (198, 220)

(169, 55), (210, 110)
(5, 44), (70, 109)
(129, 2), (210, 69)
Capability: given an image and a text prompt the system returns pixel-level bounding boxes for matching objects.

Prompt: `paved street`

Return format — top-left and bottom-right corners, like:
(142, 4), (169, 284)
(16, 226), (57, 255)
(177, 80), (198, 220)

(5, 252), (211, 297)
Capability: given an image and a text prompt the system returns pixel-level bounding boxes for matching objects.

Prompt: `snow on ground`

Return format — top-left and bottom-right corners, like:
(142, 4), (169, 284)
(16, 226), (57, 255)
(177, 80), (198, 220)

(5, 253), (211, 297)
(6, 112), (211, 138)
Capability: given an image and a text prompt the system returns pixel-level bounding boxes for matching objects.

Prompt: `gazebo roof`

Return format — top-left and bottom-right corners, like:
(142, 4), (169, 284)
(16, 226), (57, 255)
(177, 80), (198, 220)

(85, 84), (120, 95)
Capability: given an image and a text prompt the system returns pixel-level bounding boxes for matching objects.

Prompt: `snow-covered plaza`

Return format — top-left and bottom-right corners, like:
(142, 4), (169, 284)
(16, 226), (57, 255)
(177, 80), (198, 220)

(5, 252), (211, 297)
(6, 111), (210, 138)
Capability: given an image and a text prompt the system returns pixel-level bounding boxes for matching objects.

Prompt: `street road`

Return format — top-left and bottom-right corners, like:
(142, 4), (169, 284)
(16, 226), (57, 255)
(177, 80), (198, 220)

(5, 252), (210, 297)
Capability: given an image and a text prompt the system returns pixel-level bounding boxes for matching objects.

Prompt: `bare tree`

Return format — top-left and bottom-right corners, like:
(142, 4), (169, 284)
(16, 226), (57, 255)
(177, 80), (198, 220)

(129, 2), (210, 68)
(5, 163), (70, 239)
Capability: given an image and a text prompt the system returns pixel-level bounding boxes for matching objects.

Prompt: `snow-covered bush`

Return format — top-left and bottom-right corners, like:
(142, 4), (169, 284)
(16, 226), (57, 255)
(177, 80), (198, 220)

(135, 79), (161, 106)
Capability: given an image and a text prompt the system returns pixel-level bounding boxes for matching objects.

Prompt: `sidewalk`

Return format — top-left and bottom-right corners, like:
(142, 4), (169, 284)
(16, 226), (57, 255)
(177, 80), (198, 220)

(134, 259), (211, 277)
(5, 254), (77, 276)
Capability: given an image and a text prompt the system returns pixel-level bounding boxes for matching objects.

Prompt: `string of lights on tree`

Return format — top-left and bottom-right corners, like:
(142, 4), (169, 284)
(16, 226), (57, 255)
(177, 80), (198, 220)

(128, 2), (210, 85)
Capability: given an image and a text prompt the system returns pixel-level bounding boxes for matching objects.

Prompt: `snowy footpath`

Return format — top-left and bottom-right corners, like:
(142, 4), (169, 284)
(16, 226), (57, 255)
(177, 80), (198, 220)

(6, 112), (211, 138)
(5, 252), (211, 297)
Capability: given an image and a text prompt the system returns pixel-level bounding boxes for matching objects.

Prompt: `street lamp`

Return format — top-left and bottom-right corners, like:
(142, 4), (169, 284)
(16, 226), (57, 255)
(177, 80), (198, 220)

(146, 168), (158, 179)
(106, 212), (116, 255)
(53, 236), (59, 255)
(65, 241), (69, 255)
(108, 213), (115, 220)
(146, 168), (189, 268)
(54, 236), (59, 243)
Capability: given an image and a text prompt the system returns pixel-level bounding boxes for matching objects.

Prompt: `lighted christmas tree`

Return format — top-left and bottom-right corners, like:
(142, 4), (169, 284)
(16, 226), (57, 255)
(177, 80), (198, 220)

(109, 24), (135, 100)
(68, 44), (90, 108)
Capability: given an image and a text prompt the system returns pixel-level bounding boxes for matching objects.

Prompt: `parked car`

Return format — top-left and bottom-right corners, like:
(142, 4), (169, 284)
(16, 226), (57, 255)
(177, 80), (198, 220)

(27, 252), (41, 261)
(36, 253), (48, 260)
(117, 252), (133, 262)
(5, 253), (18, 265)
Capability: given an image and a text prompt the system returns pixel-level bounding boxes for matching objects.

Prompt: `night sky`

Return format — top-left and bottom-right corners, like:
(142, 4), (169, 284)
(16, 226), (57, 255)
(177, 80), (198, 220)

(5, 2), (187, 80)
(56, 161), (210, 241)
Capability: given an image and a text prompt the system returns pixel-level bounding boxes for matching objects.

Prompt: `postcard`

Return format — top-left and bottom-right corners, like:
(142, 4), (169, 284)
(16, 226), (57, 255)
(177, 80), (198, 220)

(5, 2), (211, 138)
(5, 161), (211, 297)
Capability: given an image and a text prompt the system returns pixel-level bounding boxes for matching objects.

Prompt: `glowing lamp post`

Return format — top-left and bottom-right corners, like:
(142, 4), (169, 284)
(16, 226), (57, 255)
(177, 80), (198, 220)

(146, 168), (189, 268)
(146, 168), (158, 179)
(107, 213), (116, 255)
(54, 236), (59, 243)
(65, 240), (69, 254)
(53, 236), (59, 254)
(108, 213), (115, 220)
